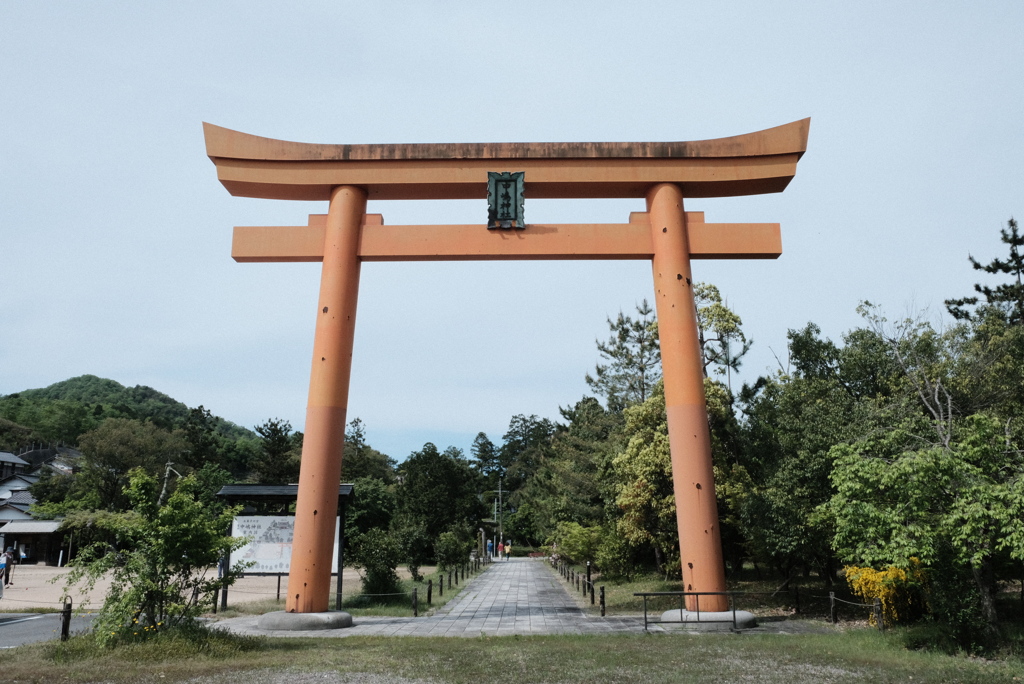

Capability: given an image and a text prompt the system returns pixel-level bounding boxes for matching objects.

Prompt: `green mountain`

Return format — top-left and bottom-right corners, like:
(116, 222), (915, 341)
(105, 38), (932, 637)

(19, 374), (190, 428)
(0, 375), (254, 450)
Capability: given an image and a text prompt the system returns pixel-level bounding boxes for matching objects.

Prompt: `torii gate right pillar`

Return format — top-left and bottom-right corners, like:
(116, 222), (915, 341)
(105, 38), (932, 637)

(648, 183), (728, 612)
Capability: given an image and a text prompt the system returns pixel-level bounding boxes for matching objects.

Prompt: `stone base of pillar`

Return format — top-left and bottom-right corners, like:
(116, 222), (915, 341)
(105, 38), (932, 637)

(257, 610), (353, 631)
(659, 608), (756, 631)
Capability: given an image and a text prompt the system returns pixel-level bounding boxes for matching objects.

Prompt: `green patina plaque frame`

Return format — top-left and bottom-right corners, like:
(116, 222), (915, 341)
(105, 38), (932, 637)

(487, 171), (525, 229)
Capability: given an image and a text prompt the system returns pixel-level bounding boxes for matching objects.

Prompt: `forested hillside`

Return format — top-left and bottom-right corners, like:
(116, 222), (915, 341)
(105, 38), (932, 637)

(0, 374), (253, 448)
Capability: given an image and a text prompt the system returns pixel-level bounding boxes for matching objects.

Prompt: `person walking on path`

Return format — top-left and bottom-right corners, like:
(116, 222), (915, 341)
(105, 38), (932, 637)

(1, 549), (12, 586)
(496, 541), (504, 559)
(505, 541), (512, 560)
(486, 539), (493, 558)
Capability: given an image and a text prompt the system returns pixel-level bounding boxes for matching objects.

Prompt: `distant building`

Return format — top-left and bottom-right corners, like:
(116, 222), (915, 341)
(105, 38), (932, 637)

(0, 520), (63, 564)
(0, 447), (82, 565)
(0, 451), (28, 480)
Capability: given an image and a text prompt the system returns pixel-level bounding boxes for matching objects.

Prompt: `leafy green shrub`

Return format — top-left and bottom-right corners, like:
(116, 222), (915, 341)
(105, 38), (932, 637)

(394, 522), (430, 581)
(435, 529), (470, 570)
(349, 528), (402, 596)
(595, 526), (637, 579)
(60, 468), (248, 648)
(548, 522), (601, 565)
(923, 564), (997, 654)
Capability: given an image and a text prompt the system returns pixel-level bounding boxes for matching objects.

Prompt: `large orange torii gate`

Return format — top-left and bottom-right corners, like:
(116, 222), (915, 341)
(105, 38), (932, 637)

(205, 119), (810, 616)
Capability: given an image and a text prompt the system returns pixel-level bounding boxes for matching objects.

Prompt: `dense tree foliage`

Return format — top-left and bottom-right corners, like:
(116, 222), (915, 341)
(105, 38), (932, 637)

(521, 397), (622, 541)
(75, 418), (189, 511)
(824, 306), (1024, 641)
(498, 414), (555, 494)
(611, 381), (678, 572)
(396, 443), (484, 542)
(470, 432), (501, 490)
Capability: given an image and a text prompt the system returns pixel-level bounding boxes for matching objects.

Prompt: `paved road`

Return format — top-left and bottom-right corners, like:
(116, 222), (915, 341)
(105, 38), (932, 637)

(0, 613), (96, 648)
(217, 557), (649, 637)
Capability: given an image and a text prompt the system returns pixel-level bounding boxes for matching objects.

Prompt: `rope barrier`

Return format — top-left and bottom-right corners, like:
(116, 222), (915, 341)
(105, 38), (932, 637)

(829, 596), (876, 608)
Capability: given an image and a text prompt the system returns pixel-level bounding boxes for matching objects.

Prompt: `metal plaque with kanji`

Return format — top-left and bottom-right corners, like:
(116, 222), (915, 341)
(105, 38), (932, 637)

(487, 171), (525, 229)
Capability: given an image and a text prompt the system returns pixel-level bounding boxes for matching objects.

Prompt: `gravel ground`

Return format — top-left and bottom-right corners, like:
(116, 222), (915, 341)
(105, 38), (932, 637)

(0, 564), (424, 611)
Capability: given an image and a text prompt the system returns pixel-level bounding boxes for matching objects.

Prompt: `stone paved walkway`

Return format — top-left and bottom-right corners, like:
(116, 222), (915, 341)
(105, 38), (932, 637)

(215, 558), (649, 638)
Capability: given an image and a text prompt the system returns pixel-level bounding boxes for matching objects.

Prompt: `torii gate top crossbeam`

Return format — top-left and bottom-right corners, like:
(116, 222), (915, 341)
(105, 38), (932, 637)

(203, 119), (809, 202)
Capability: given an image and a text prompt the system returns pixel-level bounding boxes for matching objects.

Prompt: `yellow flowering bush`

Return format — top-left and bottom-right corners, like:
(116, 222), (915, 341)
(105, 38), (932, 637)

(844, 559), (927, 626)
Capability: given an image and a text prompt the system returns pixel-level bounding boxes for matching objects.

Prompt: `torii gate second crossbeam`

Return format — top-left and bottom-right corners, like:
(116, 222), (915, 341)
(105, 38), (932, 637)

(204, 119), (810, 615)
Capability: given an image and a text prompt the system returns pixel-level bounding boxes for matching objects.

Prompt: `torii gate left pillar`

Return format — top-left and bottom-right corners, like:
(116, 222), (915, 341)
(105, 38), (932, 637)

(204, 119), (810, 615)
(289, 185), (365, 613)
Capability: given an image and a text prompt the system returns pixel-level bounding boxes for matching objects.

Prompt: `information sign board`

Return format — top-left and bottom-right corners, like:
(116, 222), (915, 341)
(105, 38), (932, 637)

(230, 516), (340, 574)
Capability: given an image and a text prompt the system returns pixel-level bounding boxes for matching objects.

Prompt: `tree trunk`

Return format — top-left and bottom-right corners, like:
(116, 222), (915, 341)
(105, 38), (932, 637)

(971, 560), (999, 627)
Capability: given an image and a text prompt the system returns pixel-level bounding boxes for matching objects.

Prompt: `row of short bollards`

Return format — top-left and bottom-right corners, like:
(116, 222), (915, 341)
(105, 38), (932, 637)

(211, 557), (489, 618)
(555, 560), (605, 617)
(413, 557), (485, 617)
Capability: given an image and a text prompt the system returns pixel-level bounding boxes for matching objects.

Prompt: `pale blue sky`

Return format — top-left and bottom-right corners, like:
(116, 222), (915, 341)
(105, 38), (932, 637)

(2, 2), (1022, 460)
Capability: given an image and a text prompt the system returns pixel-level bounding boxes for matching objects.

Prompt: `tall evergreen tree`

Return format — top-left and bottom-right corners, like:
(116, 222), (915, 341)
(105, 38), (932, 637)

(499, 414), (555, 493)
(251, 418), (300, 484)
(694, 282), (752, 381)
(946, 217), (1024, 325)
(586, 300), (661, 411)
(181, 405), (219, 470)
(397, 443), (484, 541)
(341, 418), (396, 482)
(470, 431), (501, 487)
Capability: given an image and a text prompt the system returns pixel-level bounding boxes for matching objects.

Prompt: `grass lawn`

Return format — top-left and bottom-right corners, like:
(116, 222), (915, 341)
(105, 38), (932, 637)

(2, 628), (1023, 683)
(549, 560), (842, 622)
(550, 560), (1024, 629)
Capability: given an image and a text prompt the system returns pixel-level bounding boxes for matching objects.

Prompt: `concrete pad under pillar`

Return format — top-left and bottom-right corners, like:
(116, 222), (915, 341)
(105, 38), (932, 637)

(660, 608), (756, 632)
(257, 610), (353, 631)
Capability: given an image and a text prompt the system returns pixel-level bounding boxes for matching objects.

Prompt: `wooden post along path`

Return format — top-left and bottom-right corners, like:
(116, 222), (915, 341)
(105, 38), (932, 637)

(205, 119), (810, 614)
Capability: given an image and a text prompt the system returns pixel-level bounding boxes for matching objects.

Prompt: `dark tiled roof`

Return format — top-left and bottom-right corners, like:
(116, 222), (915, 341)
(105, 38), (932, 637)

(6, 490), (35, 506)
(0, 474), (39, 488)
(0, 452), (28, 465)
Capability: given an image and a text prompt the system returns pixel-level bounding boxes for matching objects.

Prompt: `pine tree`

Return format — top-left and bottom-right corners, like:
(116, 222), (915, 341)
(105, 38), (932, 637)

(585, 300), (661, 411)
(945, 217), (1024, 325)
(252, 418), (300, 484)
(470, 432), (501, 486)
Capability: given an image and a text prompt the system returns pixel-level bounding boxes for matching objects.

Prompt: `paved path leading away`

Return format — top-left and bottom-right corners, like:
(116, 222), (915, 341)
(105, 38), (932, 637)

(216, 558), (648, 638)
